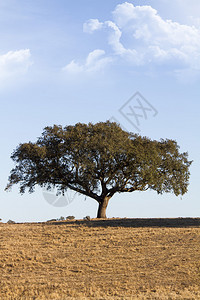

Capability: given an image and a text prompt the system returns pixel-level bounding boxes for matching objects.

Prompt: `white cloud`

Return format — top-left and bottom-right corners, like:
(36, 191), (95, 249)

(0, 49), (32, 81)
(111, 2), (200, 68)
(104, 21), (124, 55)
(63, 49), (112, 74)
(83, 19), (103, 34)
(81, 2), (200, 71)
(63, 2), (200, 76)
(104, 20), (142, 65)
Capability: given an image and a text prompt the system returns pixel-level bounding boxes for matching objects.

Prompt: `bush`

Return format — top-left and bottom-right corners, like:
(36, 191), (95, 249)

(66, 216), (75, 220)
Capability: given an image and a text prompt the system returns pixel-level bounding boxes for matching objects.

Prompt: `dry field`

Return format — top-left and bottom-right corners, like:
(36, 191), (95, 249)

(0, 218), (200, 299)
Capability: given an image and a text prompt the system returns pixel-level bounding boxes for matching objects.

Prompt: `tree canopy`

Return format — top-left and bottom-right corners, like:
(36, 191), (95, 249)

(6, 121), (192, 218)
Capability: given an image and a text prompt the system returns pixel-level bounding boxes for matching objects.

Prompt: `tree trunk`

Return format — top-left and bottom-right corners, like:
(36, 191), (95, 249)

(97, 196), (110, 218)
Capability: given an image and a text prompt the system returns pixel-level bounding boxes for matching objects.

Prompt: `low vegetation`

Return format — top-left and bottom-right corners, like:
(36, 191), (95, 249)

(0, 218), (200, 299)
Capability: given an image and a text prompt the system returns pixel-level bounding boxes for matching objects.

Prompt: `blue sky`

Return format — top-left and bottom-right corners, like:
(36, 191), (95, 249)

(0, 0), (199, 222)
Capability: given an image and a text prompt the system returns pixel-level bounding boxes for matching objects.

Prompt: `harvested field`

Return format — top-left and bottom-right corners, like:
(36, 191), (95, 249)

(0, 218), (200, 299)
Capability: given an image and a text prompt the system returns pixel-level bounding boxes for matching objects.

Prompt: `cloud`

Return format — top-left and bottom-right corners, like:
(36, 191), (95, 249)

(83, 19), (103, 34)
(104, 20), (141, 65)
(0, 49), (32, 81)
(63, 49), (112, 74)
(80, 2), (200, 71)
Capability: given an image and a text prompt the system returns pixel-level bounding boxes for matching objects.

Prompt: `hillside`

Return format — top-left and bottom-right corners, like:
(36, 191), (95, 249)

(0, 218), (200, 299)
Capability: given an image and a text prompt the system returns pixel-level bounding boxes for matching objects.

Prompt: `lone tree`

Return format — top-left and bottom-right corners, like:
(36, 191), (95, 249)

(6, 121), (192, 218)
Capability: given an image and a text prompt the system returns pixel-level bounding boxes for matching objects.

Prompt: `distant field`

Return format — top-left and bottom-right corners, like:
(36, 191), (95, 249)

(0, 218), (200, 299)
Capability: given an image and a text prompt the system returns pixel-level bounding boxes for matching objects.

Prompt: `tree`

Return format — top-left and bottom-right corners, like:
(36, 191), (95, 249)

(6, 121), (192, 218)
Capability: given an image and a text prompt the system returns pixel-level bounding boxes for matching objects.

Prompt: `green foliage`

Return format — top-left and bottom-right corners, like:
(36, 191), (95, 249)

(6, 121), (192, 205)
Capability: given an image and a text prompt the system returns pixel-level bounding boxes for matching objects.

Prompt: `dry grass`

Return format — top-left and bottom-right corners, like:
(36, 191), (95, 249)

(0, 218), (200, 299)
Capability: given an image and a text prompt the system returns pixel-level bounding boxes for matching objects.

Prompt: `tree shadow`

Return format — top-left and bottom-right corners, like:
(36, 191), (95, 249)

(46, 217), (200, 228)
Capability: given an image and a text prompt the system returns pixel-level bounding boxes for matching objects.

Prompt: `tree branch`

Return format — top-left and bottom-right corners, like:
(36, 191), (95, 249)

(66, 183), (100, 202)
(44, 179), (100, 203)
(121, 185), (149, 192)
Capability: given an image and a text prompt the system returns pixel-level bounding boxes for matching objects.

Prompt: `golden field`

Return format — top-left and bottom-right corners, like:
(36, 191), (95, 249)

(0, 218), (200, 299)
